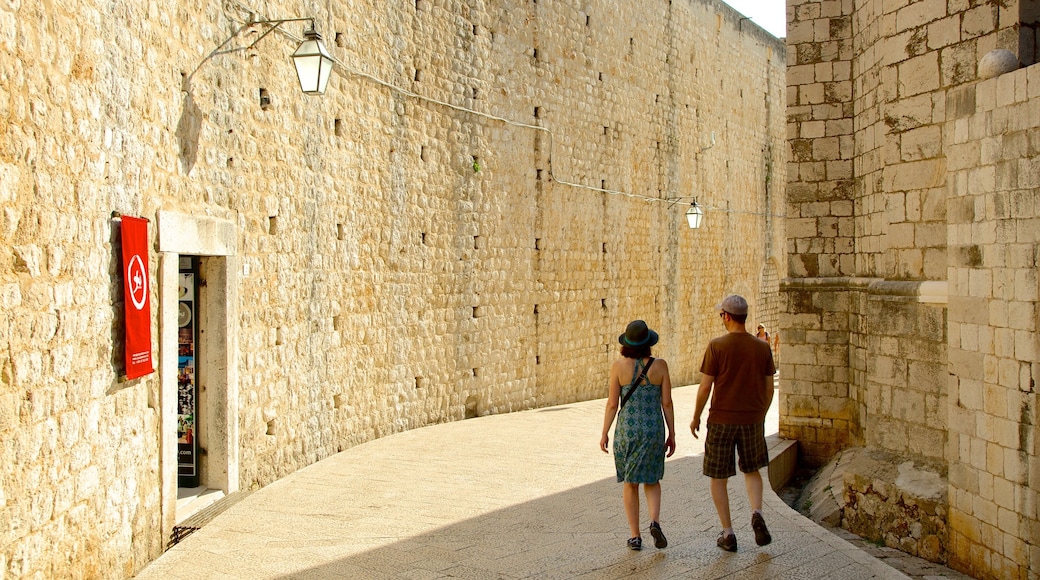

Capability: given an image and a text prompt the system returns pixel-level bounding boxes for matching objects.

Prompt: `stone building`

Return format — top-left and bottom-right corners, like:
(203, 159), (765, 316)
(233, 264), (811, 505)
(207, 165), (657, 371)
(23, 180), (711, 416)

(0, 0), (785, 576)
(782, 0), (1039, 577)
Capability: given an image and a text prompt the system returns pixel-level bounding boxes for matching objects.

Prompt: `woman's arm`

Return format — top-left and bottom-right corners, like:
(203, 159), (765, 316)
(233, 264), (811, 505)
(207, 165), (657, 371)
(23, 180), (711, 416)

(600, 360), (622, 452)
(657, 359), (676, 457)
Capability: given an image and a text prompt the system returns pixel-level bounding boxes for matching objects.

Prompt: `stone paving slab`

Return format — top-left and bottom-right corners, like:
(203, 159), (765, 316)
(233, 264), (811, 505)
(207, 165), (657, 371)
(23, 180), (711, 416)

(136, 385), (908, 579)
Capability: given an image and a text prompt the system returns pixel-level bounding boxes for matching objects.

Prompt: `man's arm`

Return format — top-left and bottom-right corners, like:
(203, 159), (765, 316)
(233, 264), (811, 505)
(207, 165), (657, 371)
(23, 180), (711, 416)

(763, 373), (774, 410)
(690, 374), (713, 439)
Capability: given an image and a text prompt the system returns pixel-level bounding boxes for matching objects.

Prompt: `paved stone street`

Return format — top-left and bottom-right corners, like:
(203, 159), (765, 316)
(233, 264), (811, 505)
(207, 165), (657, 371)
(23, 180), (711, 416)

(136, 384), (966, 579)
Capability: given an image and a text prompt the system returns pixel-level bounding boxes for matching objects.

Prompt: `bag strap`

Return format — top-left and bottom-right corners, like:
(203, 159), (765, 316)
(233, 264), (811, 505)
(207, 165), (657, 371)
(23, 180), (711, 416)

(619, 357), (655, 411)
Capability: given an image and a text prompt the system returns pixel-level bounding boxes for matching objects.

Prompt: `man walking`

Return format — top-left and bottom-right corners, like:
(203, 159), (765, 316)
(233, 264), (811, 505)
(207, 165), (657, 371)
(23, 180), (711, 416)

(691, 295), (775, 552)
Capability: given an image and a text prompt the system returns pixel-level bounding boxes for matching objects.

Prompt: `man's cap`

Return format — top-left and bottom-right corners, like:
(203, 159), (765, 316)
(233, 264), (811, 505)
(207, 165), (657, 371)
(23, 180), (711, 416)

(715, 294), (748, 316)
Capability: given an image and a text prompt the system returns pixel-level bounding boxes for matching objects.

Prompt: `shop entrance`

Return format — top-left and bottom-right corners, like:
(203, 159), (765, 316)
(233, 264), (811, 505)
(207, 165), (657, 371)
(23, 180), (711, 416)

(177, 256), (200, 489)
(157, 211), (240, 536)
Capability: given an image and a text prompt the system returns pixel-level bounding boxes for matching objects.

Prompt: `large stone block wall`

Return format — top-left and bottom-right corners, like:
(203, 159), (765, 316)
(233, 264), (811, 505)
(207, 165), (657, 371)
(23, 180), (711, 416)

(0, 0), (786, 577)
(784, 0), (1038, 577)
(782, 0), (1020, 469)
(945, 65), (1040, 580)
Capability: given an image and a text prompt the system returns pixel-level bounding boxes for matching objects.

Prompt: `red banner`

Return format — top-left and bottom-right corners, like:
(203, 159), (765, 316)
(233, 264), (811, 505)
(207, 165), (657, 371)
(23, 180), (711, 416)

(121, 216), (154, 379)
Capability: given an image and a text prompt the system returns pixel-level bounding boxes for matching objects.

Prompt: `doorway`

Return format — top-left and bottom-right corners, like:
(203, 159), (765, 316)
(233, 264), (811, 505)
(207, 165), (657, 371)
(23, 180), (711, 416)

(157, 211), (240, 537)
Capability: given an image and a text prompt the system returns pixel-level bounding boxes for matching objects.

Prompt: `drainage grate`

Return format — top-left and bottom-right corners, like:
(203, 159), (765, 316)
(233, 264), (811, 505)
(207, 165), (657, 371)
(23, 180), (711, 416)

(169, 491), (251, 548)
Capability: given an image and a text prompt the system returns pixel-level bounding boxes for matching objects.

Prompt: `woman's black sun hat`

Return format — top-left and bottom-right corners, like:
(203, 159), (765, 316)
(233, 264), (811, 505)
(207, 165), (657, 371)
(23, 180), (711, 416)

(619, 320), (659, 347)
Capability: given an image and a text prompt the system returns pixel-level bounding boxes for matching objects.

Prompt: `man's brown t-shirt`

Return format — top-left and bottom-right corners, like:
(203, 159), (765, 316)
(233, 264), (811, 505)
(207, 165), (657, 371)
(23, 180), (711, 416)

(699, 332), (775, 425)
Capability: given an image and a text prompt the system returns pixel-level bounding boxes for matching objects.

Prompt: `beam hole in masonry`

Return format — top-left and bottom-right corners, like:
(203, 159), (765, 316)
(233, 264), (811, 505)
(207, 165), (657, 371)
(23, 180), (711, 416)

(337, 224), (346, 241)
(268, 216), (278, 235)
(266, 419), (276, 436)
(333, 394), (345, 409)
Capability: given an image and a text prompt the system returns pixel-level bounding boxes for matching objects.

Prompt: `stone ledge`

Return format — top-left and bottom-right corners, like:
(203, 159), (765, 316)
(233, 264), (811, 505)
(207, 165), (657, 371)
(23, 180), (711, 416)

(766, 435), (799, 491)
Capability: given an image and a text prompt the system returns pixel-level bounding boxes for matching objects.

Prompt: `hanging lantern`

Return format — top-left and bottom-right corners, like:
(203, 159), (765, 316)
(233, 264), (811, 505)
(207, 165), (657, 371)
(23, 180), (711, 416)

(292, 27), (334, 95)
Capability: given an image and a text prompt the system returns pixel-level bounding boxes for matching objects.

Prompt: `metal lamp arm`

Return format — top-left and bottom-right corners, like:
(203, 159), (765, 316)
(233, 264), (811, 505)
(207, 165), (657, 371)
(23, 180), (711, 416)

(184, 17), (316, 90)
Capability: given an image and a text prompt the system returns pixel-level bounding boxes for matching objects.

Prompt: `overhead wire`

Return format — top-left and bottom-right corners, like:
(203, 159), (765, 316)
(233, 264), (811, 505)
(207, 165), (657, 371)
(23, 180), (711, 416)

(219, 16), (784, 219)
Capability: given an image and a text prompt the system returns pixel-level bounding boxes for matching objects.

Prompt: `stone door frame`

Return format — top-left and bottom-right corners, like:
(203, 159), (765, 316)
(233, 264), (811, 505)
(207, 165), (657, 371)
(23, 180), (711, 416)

(156, 211), (240, 540)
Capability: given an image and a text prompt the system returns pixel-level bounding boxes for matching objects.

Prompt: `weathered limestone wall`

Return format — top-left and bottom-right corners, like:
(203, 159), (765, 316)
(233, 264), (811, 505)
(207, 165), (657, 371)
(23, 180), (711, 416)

(0, 0), (785, 577)
(945, 65), (1040, 580)
(783, 0), (1038, 577)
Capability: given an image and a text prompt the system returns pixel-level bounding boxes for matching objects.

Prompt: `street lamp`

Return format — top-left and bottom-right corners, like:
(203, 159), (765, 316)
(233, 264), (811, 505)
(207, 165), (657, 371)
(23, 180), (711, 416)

(292, 26), (335, 95)
(185, 18), (335, 96)
(686, 201), (704, 229)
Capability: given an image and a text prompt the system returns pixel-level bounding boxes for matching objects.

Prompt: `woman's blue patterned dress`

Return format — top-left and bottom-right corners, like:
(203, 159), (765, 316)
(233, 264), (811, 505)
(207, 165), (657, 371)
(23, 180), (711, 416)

(613, 359), (665, 483)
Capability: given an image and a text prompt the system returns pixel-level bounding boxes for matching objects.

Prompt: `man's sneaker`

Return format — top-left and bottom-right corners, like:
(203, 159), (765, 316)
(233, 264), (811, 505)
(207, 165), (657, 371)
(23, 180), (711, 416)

(649, 521), (668, 549)
(717, 531), (737, 552)
(627, 537), (642, 550)
(751, 512), (772, 546)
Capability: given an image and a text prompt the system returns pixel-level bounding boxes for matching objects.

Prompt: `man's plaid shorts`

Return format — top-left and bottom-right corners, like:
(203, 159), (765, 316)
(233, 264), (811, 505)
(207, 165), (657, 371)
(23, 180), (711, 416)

(702, 423), (769, 479)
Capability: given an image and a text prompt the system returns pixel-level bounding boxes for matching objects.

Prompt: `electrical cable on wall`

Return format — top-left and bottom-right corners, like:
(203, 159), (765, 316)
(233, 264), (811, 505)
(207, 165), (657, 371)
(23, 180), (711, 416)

(223, 14), (784, 220)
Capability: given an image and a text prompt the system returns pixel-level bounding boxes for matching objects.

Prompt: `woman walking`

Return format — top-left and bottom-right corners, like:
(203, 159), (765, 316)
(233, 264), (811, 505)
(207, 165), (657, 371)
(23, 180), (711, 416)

(599, 320), (676, 550)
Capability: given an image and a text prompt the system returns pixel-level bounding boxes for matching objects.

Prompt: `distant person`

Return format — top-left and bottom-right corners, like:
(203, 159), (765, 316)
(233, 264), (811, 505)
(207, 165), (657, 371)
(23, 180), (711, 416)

(755, 324), (770, 343)
(691, 295), (775, 552)
(600, 320), (676, 551)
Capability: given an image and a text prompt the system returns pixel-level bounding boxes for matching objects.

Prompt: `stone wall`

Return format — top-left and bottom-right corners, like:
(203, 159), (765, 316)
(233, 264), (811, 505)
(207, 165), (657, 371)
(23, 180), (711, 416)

(783, 0), (1038, 577)
(945, 64), (1040, 580)
(0, 0), (786, 577)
